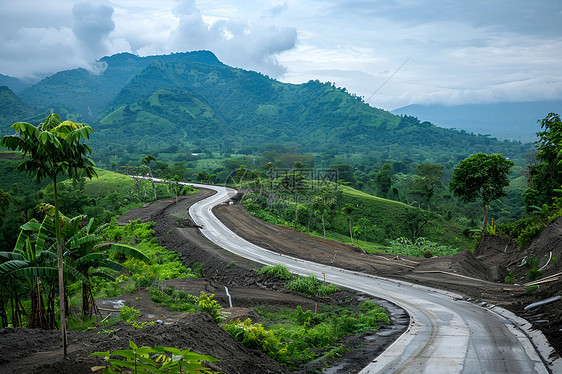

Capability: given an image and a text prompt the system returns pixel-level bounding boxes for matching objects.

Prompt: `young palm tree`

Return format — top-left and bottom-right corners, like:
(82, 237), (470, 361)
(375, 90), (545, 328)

(0, 113), (96, 357)
(142, 154), (157, 200)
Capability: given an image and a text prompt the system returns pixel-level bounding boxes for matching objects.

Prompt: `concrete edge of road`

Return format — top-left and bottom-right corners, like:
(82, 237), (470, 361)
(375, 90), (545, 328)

(487, 304), (561, 374)
(348, 266), (561, 374)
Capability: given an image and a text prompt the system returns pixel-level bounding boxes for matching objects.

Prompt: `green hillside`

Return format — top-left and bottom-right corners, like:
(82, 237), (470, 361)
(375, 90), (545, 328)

(338, 185), (470, 248)
(20, 51), (224, 121)
(0, 86), (46, 137)
(80, 55), (530, 167)
(59, 168), (138, 196)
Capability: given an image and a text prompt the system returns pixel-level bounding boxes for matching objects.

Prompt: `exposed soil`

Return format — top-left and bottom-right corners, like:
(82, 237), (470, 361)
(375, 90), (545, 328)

(0, 190), (407, 373)
(1, 187), (560, 373)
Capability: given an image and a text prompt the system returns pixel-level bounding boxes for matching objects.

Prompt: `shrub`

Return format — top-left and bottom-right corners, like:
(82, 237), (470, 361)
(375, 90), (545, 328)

(119, 305), (141, 323)
(224, 319), (286, 360)
(198, 292), (224, 323)
(257, 264), (294, 280)
(90, 339), (219, 373)
(525, 258), (544, 281)
(286, 275), (340, 297)
(150, 286), (199, 313)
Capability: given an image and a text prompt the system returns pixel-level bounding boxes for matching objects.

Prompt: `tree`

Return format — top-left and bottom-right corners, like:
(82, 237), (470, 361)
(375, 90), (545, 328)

(410, 164), (444, 211)
(373, 164), (393, 198)
(168, 174), (185, 204)
(399, 208), (437, 241)
(0, 189), (10, 226)
(311, 196), (333, 239)
(524, 113), (562, 210)
(62, 216), (148, 319)
(0, 113), (96, 358)
(449, 153), (513, 237)
(142, 155), (157, 200)
(342, 203), (357, 245)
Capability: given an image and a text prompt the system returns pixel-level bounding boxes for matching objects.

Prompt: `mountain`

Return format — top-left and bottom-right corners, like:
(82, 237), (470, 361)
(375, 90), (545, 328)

(391, 102), (562, 143)
(0, 74), (30, 93)
(4, 51), (531, 168)
(0, 86), (46, 137)
(20, 51), (223, 121)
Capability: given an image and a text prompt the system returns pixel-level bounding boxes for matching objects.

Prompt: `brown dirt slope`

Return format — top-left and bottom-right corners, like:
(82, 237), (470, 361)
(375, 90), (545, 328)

(0, 191), (408, 373)
(214, 202), (562, 357)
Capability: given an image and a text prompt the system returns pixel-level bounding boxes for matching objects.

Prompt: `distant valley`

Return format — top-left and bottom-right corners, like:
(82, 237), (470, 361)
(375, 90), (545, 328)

(392, 101), (562, 143)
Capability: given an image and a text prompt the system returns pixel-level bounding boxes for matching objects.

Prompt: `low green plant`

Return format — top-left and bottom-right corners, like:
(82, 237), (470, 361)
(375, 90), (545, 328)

(525, 285), (539, 293)
(226, 261), (236, 268)
(149, 286), (199, 313)
(504, 272), (515, 284)
(526, 257), (544, 281)
(286, 274), (340, 297)
(388, 237), (460, 257)
(240, 301), (390, 369)
(119, 306), (141, 323)
(223, 319), (287, 360)
(323, 344), (348, 359)
(90, 339), (219, 373)
(257, 264), (294, 280)
(198, 292), (224, 323)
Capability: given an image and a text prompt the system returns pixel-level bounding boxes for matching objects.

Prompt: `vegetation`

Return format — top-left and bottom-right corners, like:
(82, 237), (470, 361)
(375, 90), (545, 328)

(449, 153), (513, 237)
(90, 339), (219, 374)
(225, 300), (389, 369)
(524, 113), (562, 210)
(286, 275), (340, 297)
(1, 113), (97, 356)
(257, 264), (293, 280)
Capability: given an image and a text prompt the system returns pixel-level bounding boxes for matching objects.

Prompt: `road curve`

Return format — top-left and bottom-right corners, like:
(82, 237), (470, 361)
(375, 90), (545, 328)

(177, 182), (557, 373)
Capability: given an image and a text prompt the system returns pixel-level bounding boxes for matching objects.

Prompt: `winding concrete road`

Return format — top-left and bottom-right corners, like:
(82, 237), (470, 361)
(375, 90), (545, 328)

(179, 182), (558, 373)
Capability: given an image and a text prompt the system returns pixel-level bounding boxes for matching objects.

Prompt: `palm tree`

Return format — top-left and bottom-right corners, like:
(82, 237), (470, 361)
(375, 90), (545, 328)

(342, 203), (357, 245)
(142, 155), (157, 200)
(1, 113), (96, 357)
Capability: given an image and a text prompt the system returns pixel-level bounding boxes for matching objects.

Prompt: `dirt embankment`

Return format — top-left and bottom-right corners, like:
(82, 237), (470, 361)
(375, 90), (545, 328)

(2, 188), (560, 373)
(213, 202), (562, 357)
(0, 191), (408, 374)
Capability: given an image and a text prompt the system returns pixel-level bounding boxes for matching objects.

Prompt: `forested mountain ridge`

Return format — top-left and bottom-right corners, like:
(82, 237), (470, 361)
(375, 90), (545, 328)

(0, 86), (46, 137)
(1, 51), (531, 168)
(19, 51), (224, 121)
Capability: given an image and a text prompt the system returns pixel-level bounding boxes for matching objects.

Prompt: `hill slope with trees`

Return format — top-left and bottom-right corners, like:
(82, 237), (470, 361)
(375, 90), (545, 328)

(0, 51), (530, 168)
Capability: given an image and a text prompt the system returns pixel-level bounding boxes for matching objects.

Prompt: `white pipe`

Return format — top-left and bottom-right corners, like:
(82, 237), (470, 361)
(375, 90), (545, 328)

(224, 286), (233, 308)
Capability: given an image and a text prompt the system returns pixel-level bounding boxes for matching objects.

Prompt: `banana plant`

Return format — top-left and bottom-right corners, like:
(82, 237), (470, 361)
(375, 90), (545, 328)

(0, 216), (86, 329)
(58, 216), (149, 319)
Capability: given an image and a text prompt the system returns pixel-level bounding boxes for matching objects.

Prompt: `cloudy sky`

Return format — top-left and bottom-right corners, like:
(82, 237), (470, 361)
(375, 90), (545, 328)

(1, 0), (561, 110)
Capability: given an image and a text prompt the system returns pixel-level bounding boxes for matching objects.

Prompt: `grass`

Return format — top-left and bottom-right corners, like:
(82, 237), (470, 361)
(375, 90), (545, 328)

(226, 301), (390, 370)
(61, 167), (139, 196)
(257, 264), (293, 280)
(286, 274), (340, 297)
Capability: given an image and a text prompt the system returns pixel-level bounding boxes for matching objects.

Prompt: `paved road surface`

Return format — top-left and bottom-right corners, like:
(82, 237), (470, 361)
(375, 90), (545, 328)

(157, 179), (557, 373)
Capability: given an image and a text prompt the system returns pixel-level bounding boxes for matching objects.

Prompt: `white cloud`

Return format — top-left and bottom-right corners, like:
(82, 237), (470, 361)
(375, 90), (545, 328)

(0, 0), (559, 110)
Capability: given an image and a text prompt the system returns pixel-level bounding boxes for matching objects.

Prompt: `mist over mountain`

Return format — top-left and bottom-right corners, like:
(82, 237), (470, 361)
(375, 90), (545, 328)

(392, 102), (562, 143)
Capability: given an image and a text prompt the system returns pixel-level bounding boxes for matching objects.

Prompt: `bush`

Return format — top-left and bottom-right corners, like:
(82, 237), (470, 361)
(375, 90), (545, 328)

(286, 275), (340, 297)
(119, 305), (141, 323)
(90, 340), (219, 374)
(224, 319), (286, 360)
(257, 264), (293, 280)
(198, 292), (224, 323)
